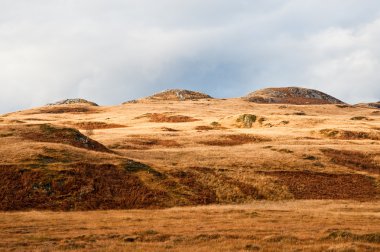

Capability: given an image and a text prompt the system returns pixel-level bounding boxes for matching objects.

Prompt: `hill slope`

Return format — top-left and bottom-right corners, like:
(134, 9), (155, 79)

(0, 95), (379, 210)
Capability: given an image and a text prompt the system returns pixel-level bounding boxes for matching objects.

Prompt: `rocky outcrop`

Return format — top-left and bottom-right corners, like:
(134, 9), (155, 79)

(145, 89), (212, 101)
(244, 87), (344, 105)
(47, 98), (98, 106)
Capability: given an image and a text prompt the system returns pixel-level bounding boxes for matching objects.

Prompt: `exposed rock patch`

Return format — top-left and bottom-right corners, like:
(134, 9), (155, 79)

(244, 87), (344, 105)
(144, 89), (212, 101)
(47, 98), (98, 106)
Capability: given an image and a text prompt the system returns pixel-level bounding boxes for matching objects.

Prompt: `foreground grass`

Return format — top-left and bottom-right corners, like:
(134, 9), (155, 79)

(0, 200), (379, 251)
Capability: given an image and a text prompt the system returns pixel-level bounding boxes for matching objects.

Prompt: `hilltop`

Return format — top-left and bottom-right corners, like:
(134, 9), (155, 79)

(47, 98), (98, 106)
(243, 87), (344, 105)
(139, 89), (212, 101)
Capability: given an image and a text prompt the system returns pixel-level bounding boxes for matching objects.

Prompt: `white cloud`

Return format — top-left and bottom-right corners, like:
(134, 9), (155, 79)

(1, 0), (380, 113)
(304, 20), (380, 102)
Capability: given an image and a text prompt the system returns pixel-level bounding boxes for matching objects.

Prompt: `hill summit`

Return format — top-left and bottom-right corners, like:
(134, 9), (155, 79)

(145, 89), (212, 101)
(47, 98), (98, 106)
(243, 87), (344, 105)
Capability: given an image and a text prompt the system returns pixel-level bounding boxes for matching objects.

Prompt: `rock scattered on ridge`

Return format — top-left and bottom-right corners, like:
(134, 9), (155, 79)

(355, 101), (380, 109)
(145, 89), (212, 101)
(47, 98), (98, 106)
(243, 87), (344, 105)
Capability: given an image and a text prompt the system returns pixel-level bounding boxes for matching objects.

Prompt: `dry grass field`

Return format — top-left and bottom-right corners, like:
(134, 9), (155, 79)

(0, 201), (380, 251)
(0, 89), (379, 251)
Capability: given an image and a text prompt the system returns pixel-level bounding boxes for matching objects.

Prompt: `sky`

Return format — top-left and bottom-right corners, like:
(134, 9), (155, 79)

(1, 0), (380, 113)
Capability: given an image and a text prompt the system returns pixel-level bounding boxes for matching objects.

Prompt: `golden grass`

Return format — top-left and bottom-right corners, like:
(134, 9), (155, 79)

(0, 200), (379, 251)
(1, 98), (380, 250)
(108, 135), (182, 150)
(1, 100), (379, 207)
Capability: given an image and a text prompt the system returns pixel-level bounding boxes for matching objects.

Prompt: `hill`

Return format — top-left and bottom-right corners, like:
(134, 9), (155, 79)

(47, 98), (98, 106)
(0, 124), (169, 210)
(140, 89), (212, 101)
(355, 101), (380, 109)
(1, 90), (380, 251)
(0, 93), (379, 211)
(243, 87), (344, 104)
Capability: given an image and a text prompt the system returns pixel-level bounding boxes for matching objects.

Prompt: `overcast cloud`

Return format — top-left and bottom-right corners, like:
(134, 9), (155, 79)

(1, 0), (380, 113)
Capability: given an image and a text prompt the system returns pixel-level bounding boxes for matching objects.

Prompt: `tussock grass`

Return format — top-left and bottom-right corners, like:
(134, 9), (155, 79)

(264, 235), (300, 243)
(68, 121), (126, 130)
(293, 111), (306, 115)
(210, 121), (221, 127)
(236, 114), (257, 128)
(258, 170), (378, 199)
(323, 230), (380, 243)
(320, 129), (380, 140)
(195, 125), (215, 131)
(161, 127), (179, 132)
(1, 201), (380, 251)
(321, 148), (380, 174)
(110, 137), (181, 150)
(137, 113), (198, 123)
(198, 134), (270, 146)
(195, 124), (225, 131)
(351, 116), (369, 120)
(150, 114), (198, 123)
(168, 167), (267, 204)
(336, 104), (351, 108)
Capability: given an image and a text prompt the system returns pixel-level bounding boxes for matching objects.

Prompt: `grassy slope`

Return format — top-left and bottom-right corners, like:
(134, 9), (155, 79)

(0, 99), (379, 210)
(0, 201), (379, 251)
